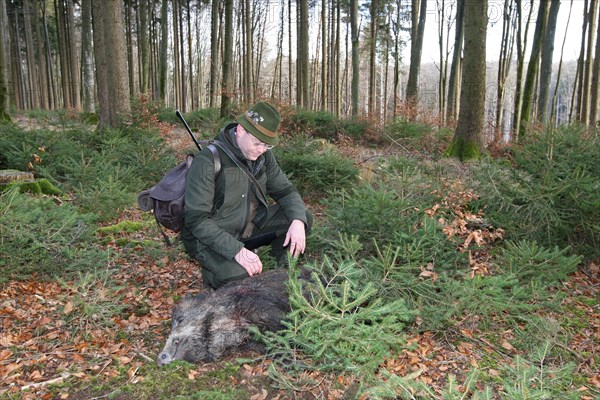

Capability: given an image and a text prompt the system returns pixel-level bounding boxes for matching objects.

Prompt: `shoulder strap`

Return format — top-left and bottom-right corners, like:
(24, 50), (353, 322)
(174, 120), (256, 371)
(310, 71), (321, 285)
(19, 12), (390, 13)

(211, 140), (267, 206)
(207, 144), (221, 176)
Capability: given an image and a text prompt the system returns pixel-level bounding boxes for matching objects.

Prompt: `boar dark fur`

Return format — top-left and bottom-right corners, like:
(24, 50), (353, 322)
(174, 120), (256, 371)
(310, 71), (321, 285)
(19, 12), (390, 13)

(157, 268), (305, 366)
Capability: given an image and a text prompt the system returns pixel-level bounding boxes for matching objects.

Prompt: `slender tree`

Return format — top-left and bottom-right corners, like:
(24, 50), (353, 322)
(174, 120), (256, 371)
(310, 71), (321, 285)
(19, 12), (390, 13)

(406, 0), (427, 116)
(139, 0), (150, 94)
(581, 0), (598, 123)
(446, 0), (464, 123)
(368, 0), (379, 117)
(297, 0), (310, 109)
(518, 0), (549, 141)
(512, 0), (535, 140)
(495, 0), (516, 141)
(81, 0), (95, 113)
(159, 0), (169, 103)
(538, 0), (561, 121)
(33, 0), (49, 110)
(209, 0), (221, 108)
(220, 0), (233, 117)
(350, 0), (359, 118)
(590, 2), (600, 125)
(0, 0), (10, 121)
(446, 0), (487, 160)
(552, 0), (574, 125)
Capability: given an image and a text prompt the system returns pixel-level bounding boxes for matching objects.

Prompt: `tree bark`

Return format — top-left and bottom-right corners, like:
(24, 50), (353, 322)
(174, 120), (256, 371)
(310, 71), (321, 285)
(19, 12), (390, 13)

(0, 0), (10, 121)
(446, 0), (487, 160)
(518, 0), (549, 141)
(538, 0), (561, 121)
(368, 0), (379, 117)
(159, 0), (169, 103)
(446, 0), (464, 123)
(297, 0), (310, 109)
(350, 0), (359, 118)
(93, 0), (131, 128)
(495, 0), (515, 141)
(220, 0), (233, 117)
(590, 2), (600, 125)
(81, 0), (95, 113)
(406, 0), (427, 116)
(209, 0), (221, 108)
(139, 0), (150, 94)
(582, 0), (599, 124)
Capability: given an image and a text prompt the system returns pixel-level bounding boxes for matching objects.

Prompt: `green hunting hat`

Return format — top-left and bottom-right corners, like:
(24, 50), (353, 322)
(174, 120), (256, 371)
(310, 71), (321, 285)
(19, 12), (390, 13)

(236, 101), (281, 146)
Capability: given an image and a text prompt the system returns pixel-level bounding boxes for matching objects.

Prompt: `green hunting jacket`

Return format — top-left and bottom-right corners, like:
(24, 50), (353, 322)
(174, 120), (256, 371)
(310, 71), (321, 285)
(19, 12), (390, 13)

(181, 123), (308, 260)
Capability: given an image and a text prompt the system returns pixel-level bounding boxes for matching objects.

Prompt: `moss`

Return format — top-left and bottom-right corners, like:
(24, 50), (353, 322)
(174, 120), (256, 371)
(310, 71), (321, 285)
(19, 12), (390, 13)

(444, 137), (482, 161)
(37, 178), (63, 195)
(1, 178), (62, 195)
(97, 220), (144, 234)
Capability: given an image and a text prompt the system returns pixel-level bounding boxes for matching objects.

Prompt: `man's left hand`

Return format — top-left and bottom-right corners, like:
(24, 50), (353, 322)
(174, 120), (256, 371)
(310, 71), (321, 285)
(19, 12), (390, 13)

(283, 219), (306, 258)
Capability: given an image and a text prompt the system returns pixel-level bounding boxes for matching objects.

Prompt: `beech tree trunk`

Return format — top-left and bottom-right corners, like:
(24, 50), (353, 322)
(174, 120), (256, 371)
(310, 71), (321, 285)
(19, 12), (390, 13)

(446, 0), (487, 160)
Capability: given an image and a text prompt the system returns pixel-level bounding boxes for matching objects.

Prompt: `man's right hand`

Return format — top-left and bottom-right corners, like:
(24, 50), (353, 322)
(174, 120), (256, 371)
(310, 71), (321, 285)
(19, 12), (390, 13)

(234, 247), (263, 276)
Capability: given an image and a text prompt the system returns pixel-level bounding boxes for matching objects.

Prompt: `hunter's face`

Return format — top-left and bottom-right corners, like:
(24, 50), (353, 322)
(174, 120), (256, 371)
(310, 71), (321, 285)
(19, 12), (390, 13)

(236, 124), (271, 161)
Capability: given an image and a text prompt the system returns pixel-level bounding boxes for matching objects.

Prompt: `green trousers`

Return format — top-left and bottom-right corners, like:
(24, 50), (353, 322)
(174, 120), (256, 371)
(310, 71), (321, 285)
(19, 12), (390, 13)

(194, 205), (313, 289)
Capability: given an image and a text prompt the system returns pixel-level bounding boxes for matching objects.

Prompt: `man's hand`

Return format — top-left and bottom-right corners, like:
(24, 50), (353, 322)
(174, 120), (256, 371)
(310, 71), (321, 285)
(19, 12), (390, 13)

(283, 219), (306, 258)
(234, 247), (263, 276)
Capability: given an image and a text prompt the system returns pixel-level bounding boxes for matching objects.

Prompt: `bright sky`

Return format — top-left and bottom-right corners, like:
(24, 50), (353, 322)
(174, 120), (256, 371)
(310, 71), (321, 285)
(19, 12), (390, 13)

(415, 0), (585, 64)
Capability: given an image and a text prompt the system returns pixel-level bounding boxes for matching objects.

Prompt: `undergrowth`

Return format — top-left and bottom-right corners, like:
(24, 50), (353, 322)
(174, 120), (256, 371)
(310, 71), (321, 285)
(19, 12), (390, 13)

(1, 112), (596, 399)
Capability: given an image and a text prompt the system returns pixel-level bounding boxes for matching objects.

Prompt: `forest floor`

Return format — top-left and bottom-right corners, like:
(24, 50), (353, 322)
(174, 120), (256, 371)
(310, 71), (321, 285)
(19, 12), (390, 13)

(1, 123), (599, 399)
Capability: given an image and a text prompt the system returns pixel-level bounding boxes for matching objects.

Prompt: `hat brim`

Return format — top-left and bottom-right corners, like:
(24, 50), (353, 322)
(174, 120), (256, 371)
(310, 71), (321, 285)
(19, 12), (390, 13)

(236, 115), (279, 146)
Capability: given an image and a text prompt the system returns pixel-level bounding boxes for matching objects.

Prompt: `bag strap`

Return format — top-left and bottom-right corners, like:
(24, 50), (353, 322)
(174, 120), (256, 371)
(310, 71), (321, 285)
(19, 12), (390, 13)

(207, 144), (221, 176)
(211, 140), (267, 206)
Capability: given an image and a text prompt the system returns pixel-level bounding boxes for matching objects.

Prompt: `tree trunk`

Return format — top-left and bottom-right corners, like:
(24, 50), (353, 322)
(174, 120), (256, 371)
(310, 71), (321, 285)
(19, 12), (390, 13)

(209, 0), (220, 108)
(590, 2), (600, 125)
(446, 0), (464, 123)
(33, 1), (49, 110)
(0, 0), (10, 121)
(244, 0), (254, 104)
(518, 0), (549, 141)
(446, 0), (487, 160)
(406, 0), (427, 116)
(392, 0), (401, 118)
(139, 0), (150, 94)
(80, 0), (95, 113)
(512, 0), (535, 140)
(186, 0), (195, 110)
(297, 0), (310, 109)
(220, 0), (233, 117)
(321, 0), (328, 110)
(551, 0), (574, 125)
(350, 0), (359, 118)
(23, 0), (38, 109)
(582, 0), (598, 124)
(538, 0), (561, 121)
(573, 1), (589, 122)
(94, 0), (131, 128)
(159, 0), (169, 103)
(495, 0), (515, 142)
(92, 1), (109, 127)
(368, 0), (378, 117)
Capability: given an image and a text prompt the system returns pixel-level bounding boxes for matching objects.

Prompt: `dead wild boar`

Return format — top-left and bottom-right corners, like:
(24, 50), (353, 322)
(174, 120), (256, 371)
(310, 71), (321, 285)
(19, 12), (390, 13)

(157, 268), (294, 366)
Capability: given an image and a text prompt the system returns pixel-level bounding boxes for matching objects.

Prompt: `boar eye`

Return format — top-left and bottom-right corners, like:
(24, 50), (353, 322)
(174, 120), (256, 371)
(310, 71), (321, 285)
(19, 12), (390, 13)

(174, 339), (180, 346)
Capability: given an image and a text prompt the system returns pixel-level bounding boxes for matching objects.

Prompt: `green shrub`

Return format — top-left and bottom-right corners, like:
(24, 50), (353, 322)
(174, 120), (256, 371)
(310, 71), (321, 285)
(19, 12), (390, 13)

(260, 261), (416, 379)
(0, 188), (106, 282)
(0, 125), (178, 221)
(274, 135), (358, 198)
(286, 109), (340, 140)
(496, 240), (580, 286)
(384, 116), (432, 139)
(470, 125), (599, 260)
